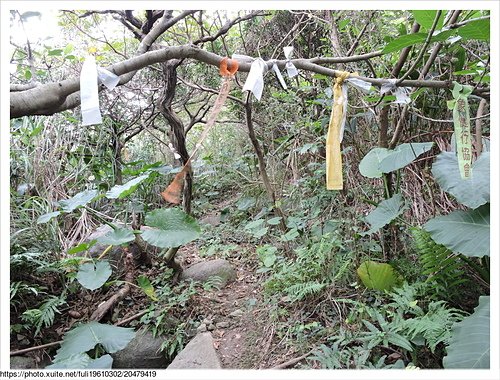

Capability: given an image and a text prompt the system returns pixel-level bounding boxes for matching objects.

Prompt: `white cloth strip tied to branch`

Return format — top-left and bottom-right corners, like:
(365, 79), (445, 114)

(283, 46), (298, 78)
(97, 67), (120, 89)
(380, 78), (411, 104)
(233, 47), (300, 100)
(271, 60), (287, 90)
(241, 58), (268, 101)
(80, 56), (101, 126)
(80, 56), (119, 126)
(334, 76), (373, 143)
(345, 77), (373, 93)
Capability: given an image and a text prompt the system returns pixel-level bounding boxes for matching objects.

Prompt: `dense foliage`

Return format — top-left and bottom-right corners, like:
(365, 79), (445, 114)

(8, 8), (491, 371)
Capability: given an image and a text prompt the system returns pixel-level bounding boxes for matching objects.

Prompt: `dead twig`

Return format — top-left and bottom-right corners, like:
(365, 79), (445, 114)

(10, 340), (63, 356)
(271, 349), (315, 369)
(115, 309), (149, 327)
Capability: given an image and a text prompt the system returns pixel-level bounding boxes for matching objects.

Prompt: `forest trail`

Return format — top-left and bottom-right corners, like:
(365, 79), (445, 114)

(180, 224), (272, 368)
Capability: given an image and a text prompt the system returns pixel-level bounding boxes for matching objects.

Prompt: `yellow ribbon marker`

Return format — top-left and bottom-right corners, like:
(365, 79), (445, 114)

(326, 71), (350, 190)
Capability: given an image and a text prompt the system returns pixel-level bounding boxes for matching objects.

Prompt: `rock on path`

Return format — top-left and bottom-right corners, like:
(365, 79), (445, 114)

(181, 259), (236, 287)
(167, 333), (221, 369)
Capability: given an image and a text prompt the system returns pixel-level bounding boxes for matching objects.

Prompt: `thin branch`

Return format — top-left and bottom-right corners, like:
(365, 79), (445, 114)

(178, 76), (244, 105)
(193, 11), (265, 45)
(408, 109), (490, 123)
(397, 11), (442, 84)
(346, 11), (376, 56)
(271, 349), (315, 369)
(10, 340), (63, 356)
(475, 98), (487, 156)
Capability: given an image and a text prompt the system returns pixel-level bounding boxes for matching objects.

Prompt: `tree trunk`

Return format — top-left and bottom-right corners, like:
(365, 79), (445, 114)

(157, 59), (193, 214)
(111, 123), (123, 186)
(244, 94), (287, 231)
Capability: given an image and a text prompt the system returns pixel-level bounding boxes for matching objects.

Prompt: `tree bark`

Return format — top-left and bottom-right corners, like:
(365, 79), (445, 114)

(157, 60), (193, 214)
(11, 44), (490, 118)
(244, 94), (287, 230)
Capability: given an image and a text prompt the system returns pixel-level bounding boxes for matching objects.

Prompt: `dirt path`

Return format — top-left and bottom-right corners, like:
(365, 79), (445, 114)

(182, 239), (271, 369)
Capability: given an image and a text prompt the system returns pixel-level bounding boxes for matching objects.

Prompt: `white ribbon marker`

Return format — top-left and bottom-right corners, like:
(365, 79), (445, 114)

(345, 77), (373, 93)
(97, 67), (119, 89)
(272, 61), (287, 90)
(80, 57), (120, 126)
(283, 46), (298, 77)
(80, 56), (102, 126)
(242, 58), (268, 101)
(380, 78), (410, 104)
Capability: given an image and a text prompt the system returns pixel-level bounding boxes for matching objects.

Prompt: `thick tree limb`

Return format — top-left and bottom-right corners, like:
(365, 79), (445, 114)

(10, 45), (489, 118)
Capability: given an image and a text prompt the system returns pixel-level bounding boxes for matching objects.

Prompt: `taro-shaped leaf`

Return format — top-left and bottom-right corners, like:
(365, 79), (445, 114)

(443, 296), (490, 369)
(37, 211), (61, 224)
(237, 197), (256, 211)
(357, 261), (402, 291)
(432, 151), (489, 209)
(105, 174), (150, 199)
(47, 353), (113, 369)
(359, 143), (434, 178)
(359, 147), (391, 178)
(98, 227), (135, 246)
(141, 208), (201, 248)
(76, 261), (112, 290)
(52, 322), (135, 363)
(379, 142), (434, 173)
(361, 193), (405, 236)
(424, 204), (489, 257)
(58, 190), (100, 213)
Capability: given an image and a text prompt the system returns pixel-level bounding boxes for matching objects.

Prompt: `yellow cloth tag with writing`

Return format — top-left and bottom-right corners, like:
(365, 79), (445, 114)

(326, 71), (350, 190)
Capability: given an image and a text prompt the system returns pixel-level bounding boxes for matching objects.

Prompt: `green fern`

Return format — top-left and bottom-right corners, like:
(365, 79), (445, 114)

(285, 281), (326, 302)
(411, 227), (466, 299)
(403, 301), (464, 353)
(264, 236), (351, 302)
(21, 295), (66, 336)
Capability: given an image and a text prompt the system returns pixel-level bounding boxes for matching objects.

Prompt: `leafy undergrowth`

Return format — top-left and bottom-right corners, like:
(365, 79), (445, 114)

(10, 180), (488, 370)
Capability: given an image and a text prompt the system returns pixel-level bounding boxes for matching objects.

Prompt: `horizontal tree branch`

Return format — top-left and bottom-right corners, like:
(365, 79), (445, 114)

(10, 44), (489, 119)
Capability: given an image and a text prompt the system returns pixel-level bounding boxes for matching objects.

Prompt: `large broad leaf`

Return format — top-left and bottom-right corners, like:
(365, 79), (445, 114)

(76, 261), (112, 290)
(53, 322), (135, 362)
(361, 194), (405, 236)
(443, 296), (490, 369)
(382, 31), (456, 54)
(37, 211), (61, 224)
(357, 261), (402, 291)
(141, 208), (201, 248)
(458, 18), (490, 41)
(379, 142), (434, 173)
(424, 204), (489, 257)
(382, 33), (427, 54)
(105, 174), (150, 199)
(358, 147), (391, 178)
(47, 353), (113, 369)
(97, 227), (135, 246)
(432, 152), (489, 209)
(58, 190), (100, 212)
(412, 10), (445, 30)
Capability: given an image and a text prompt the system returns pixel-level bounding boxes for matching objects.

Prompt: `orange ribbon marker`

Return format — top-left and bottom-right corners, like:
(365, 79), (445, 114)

(219, 57), (239, 76)
(162, 58), (238, 205)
